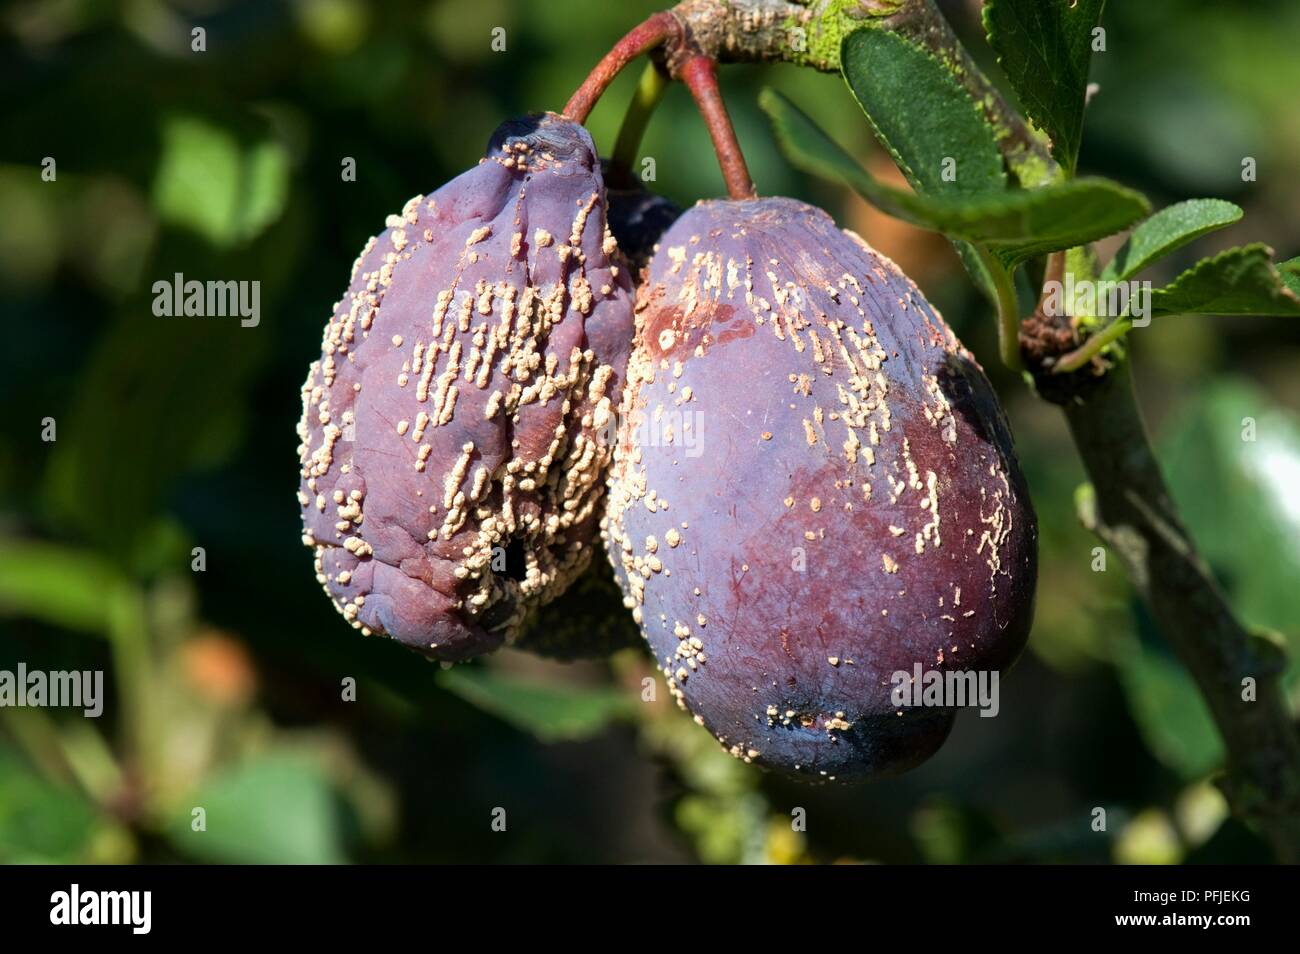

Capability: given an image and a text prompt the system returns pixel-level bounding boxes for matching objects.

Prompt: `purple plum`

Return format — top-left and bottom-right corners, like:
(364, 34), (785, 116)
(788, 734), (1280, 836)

(297, 113), (635, 661)
(603, 197), (1037, 780)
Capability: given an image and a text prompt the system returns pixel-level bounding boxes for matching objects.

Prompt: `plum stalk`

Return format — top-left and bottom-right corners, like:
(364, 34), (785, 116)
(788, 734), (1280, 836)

(677, 54), (756, 199)
(563, 12), (680, 125)
(609, 61), (671, 185)
(565, 9), (756, 200)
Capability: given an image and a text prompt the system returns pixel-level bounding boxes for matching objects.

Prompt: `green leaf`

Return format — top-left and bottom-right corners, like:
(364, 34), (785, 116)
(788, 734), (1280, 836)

(238, 139), (292, 242)
(153, 117), (240, 245)
(955, 240), (999, 304)
(168, 752), (345, 864)
(841, 28), (1005, 197)
(439, 666), (637, 743)
(911, 797), (1003, 865)
(760, 87), (962, 228)
(0, 541), (130, 635)
(1149, 244), (1300, 317)
(152, 116), (289, 247)
(0, 748), (102, 863)
(986, 182), (1149, 267)
(1102, 199), (1243, 282)
(759, 88), (1147, 266)
(43, 310), (268, 565)
(982, 0), (1106, 176)
(1160, 379), (1300, 697)
(675, 791), (769, 865)
(1116, 629), (1223, 782)
(1278, 256), (1300, 297)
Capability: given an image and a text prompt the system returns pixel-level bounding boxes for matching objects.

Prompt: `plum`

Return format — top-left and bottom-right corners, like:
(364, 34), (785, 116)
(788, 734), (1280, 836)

(297, 113), (635, 661)
(603, 197), (1037, 780)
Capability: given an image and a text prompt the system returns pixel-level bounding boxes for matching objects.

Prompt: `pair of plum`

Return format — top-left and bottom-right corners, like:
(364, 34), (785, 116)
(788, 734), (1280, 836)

(296, 113), (1037, 781)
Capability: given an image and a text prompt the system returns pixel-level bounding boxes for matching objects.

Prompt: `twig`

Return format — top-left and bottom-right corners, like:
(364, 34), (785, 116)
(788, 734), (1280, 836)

(670, 0), (1057, 184)
(567, 9), (756, 199)
(1053, 317), (1132, 374)
(1067, 366), (1300, 861)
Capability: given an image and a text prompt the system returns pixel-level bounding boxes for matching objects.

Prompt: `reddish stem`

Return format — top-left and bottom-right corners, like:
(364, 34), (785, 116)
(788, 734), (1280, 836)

(563, 11), (680, 124)
(678, 54), (756, 200)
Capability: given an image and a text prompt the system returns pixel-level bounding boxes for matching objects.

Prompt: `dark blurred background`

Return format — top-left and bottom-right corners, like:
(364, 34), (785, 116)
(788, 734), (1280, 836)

(1, 0), (1298, 863)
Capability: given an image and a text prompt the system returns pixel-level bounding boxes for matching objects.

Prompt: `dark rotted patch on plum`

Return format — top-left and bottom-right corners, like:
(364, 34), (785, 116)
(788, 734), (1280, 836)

(604, 196), (1036, 780)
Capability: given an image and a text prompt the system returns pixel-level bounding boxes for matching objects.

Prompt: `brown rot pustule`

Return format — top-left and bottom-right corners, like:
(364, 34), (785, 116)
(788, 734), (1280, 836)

(603, 197), (1037, 780)
(297, 113), (635, 661)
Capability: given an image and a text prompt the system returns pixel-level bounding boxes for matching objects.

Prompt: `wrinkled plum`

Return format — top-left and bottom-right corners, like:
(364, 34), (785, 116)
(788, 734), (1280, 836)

(603, 197), (1036, 780)
(297, 113), (635, 661)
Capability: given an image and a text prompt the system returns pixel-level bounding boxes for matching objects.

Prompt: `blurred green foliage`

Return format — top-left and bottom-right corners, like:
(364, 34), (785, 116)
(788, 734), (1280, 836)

(0, 0), (1297, 864)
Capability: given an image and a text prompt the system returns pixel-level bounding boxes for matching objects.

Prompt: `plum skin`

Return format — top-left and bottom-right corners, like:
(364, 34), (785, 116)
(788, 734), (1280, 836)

(296, 113), (635, 661)
(603, 197), (1037, 781)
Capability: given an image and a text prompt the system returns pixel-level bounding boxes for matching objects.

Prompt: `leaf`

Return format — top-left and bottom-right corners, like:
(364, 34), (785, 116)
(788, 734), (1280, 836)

(1116, 625), (1223, 782)
(168, 752), (345, 864)
(1159, 379), (1300, 696)
(840, 28), (1006, 197)
(152, 115), (289, 247)
(986, 183), (1149, 268)
(759, 89), (1147, 266)
(153, 117), (240, 246)
(43, 310), (268, 565)
(0, 748), (102, 863)
(675, 791), (769, 865)
(1102, 199), (1243, 282)
(910, 797), (1002, 865)
(1279, 256), (1300, 297)
(760, 86), (989, 300)
(1148, 244), (1300, 317)
(238, 139), (292, 242)
(439, 666), (637, 743)
(0, 541), (130, 635)
(955, 240), (999, 304)
(982, 0), (1106, 176)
